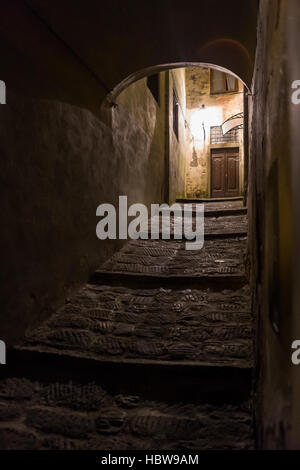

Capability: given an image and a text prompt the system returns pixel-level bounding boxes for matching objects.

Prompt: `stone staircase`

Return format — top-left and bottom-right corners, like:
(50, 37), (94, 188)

(0, 200), (254, 450)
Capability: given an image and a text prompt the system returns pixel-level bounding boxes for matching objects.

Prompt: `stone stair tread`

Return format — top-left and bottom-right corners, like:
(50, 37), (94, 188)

(16, 283), (253, 368)
(15, 344), (253, 370)
(176, 199), (244, 208)
(160, 208), (247, 218)
(174, 199), (247, 216)
(141, 214), (247, 239)
(0, 205), (254, 450)
(97, 238), (247, 278)
(0, 377), (254, 450)
(90, 272), (248, 291)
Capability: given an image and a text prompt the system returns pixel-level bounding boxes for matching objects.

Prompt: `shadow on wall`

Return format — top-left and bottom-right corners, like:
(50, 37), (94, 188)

(0, 76), (167, 346)
(0, 61), (249, 347)
(0, 0), (256, 347)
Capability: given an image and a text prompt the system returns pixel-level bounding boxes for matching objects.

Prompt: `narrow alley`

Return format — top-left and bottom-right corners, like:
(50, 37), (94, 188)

(3, 0), (300, 453)
(0, 199), (253, 450)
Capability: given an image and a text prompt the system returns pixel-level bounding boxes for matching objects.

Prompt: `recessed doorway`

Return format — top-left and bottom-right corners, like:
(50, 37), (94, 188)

(211, 147), (240, 198)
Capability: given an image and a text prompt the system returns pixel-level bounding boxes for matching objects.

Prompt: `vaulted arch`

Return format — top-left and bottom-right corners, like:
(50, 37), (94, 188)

(0, 0), (257, 115)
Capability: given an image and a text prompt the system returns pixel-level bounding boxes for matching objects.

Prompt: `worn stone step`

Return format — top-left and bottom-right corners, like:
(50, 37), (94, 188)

(0, 376), (254, 450)
(141, 214), (247, 239)
(0, 197), (253, 450)
(140, 232), (247, 240)
(95, 238), (247, 280)
(176, 196), (244, 203)
(173, 200), (247, 218)
(90, 271), (247, 290)
(7, 347), (252, 405)
(9, 280), (253, 404)
(10, 284), (253, 387)
(91, 237), (248, 288)
(160, 208), (248, 218)
(205, 208), (248, 217)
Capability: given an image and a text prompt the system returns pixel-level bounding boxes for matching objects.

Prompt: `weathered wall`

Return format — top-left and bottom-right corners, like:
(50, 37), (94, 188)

(185, 67), (244, 198)
(249, 0), (296, 449)
(287, 0), (300, 449)
(168, 69), (188, 202)
(0, 73), (168, 347)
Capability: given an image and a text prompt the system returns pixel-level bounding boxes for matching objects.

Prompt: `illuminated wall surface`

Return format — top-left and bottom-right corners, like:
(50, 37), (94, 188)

(185, 67), (244, 198)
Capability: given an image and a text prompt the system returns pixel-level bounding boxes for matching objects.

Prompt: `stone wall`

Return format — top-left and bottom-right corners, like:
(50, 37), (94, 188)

(0, 72), (180, 346)
(168, 69), (188, 202)
(185, 67), (244, 198)
(248, 0), (298, 449)
(287, 0), (300, 449)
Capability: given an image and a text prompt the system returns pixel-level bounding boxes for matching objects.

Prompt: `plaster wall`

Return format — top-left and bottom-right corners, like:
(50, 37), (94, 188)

(168, 69), (188, 202)
(185, 67), (244, 198)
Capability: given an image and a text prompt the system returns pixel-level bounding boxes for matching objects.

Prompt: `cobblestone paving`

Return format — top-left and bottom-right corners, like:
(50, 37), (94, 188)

(0, 378), (253, 450)
(0, 200), (254, 449)
(177, 200), (246, 214)
(98, 238), (247, 277)
(21, 283), (252, 367)
(145, 214), (247, 237)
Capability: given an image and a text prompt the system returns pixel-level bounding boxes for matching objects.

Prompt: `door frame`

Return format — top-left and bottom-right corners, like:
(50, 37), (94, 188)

(210, 147), (240, 198)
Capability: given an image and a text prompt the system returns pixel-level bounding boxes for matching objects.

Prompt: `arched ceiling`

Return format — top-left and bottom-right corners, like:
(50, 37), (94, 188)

(0, 0), (258, 115)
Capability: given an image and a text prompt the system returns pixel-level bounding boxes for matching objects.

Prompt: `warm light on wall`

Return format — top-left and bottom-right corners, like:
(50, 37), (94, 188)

(190, 106), (206, 140)
(190, 105), (223, 141)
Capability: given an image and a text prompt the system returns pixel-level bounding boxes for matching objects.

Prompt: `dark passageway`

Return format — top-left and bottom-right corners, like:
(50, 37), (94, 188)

(0, 59), (253, 449)
(1, 0), (300, 452)
(1, 199), (253, 450)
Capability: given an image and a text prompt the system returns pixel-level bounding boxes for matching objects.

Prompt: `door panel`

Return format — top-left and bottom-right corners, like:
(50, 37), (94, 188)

(226, 155), (238, 192)
(211, 148), (239, 198)
(211, 153), (225, 197)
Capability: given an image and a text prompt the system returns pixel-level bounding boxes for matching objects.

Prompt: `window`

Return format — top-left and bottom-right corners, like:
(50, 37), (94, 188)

(173, 90), (179, 140)
(210, 125), (240, 144)
(210, 69), (238, 94)
(147, 74), (160, 104)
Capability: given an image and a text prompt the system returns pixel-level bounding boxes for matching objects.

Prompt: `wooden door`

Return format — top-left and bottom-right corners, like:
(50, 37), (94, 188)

(211, 148), (239, 198)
